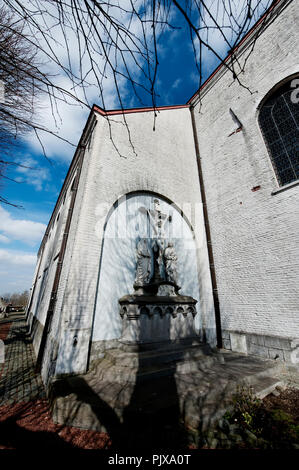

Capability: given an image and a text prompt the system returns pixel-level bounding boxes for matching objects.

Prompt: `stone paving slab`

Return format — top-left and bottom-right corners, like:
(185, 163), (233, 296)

(51, 343), (299, 436)
(0, 314), (46, 406)
(1, 312), (299, 443)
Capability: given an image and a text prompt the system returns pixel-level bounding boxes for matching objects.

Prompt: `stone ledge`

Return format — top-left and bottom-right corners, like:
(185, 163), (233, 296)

(271, 178), (299, 195)
(221, 330), (299, 364)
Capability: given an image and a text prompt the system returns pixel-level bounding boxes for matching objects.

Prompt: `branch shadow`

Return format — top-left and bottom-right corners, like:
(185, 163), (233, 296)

(51, 355), (189, 451)
(48, 301), (198, 450)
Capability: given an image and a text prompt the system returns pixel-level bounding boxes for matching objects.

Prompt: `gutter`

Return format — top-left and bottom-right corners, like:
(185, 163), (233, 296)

(93, 103), (189, 116)
(190, 106), (222, 348)
(26, 248), (44, 324)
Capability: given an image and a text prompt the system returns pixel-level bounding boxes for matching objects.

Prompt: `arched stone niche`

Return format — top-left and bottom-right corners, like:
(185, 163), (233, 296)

(92, 193), (202, 343)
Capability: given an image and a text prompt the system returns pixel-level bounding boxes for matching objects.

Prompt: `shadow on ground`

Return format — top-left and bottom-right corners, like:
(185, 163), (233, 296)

(49, 339), (237, 450)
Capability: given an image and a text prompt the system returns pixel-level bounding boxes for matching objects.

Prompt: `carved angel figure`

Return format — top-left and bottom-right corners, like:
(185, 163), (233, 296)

(163, 242), (178, 284)
(134, 238), (151, 286)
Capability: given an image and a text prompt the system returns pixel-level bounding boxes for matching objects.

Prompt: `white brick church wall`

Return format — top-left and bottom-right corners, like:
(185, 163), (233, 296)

(27, 179), (73, 356)
(29, 0), (299, 383)
(192, 0), (299, 362)
(53, 107), (215, 376)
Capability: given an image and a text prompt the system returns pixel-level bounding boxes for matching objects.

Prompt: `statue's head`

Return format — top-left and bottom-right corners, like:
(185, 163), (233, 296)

(153, 199), (160, 211)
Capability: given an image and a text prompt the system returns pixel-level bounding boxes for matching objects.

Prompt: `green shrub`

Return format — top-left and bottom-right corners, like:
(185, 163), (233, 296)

(222, 385), (299, 449)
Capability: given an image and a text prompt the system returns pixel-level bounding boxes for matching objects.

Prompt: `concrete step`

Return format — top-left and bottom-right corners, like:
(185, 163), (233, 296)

(138, 345), (215, 368)
(106, 342), (219, 371)
(50, 348), (288, 434)
(241, 375), (285, 399)
(181, 373), (285, 430)
(100, 346), (219, 384)
(95, 346), (283, 386)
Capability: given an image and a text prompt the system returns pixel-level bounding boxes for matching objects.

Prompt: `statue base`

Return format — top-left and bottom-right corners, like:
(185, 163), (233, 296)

(133, 280), (180, 296)
(118, 284), (198, 346)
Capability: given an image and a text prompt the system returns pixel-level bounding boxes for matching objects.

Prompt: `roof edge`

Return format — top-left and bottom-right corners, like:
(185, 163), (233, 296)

(187, 0), (285, 105)
(37, 109), (96, 257)
(92, 103), (189, 116)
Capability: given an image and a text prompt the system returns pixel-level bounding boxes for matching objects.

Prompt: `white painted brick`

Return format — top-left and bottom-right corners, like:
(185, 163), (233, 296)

(193, 0), (299, 343)
(40, 108), (216, 376)
(29, 1), (299, 378)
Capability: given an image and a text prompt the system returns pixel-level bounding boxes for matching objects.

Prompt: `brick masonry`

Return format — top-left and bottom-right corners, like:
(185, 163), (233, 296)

(222, 330), (299, 363)
(0, 315), (46, 405)
(192, 0), (299, 362)
(33, 105), (216, 381)
(27, 0), (299, 386)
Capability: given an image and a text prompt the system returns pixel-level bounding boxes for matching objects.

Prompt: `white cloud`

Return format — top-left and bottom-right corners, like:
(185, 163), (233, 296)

(0, 249), (36, 294)
(0, 249), (36, 266)
(14, 157), (51, 191)
(172, 78), (182, 89)
(0, 234), (10, 244)
(190, 0), (272, 73)
(16, 0), (173, 161)
(18, 1), (144, 161)
(0, 206), (46, 246)
(24, 75), (119, 162)
(14, 0), (272, 162)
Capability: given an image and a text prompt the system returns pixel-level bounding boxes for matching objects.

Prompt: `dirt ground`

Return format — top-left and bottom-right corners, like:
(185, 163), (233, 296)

(0, 399), (112, 449)
(263, 387), (299, 424)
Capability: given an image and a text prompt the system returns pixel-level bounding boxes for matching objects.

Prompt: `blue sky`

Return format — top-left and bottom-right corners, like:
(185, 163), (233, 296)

(0, 145), (67, 295)
(0, 1), (271, 295)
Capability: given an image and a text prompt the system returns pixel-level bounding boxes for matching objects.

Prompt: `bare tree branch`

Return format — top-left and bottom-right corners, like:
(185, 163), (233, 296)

(0, 0), (274, 205)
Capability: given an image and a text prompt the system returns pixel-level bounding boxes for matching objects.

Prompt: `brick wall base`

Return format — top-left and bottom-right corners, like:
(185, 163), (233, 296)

(222, 330), (299, 364)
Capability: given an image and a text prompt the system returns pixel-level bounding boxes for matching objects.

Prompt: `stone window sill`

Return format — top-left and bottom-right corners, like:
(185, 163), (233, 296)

(271, 179), (299, 195)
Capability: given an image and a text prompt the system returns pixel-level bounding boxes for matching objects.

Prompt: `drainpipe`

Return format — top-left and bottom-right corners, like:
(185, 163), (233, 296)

(26, 245), (45, 324)
(190, 106), (222, 349)
(35, 147), (85, 371)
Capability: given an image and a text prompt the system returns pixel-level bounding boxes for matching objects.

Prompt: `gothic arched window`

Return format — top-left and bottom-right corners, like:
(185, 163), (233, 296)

(259, 78), (299, 186)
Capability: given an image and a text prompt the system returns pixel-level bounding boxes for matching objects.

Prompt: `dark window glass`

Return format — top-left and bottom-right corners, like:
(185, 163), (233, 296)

(259, 79), (299, 186)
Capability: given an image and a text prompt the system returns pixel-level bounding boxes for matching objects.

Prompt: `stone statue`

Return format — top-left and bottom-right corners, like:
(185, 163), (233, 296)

(138, 199), (172, 283)
(134, 238), (151, 286)
(152, 238), (166, 282)
(163, 242), (178, 284)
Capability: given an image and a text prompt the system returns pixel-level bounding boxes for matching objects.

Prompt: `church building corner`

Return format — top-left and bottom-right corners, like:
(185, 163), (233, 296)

(26, 0), (299, 393)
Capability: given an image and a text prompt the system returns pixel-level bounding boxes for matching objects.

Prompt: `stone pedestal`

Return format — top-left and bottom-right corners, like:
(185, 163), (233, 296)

(119, 284), (198, 349)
